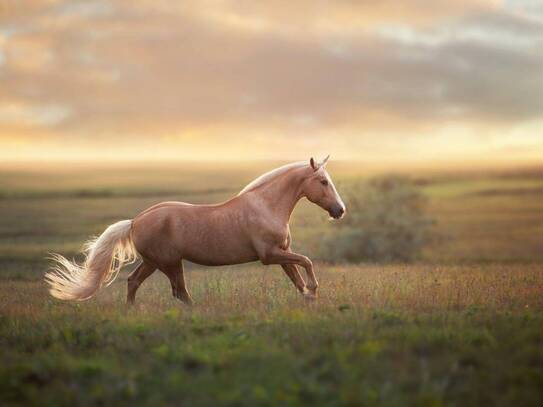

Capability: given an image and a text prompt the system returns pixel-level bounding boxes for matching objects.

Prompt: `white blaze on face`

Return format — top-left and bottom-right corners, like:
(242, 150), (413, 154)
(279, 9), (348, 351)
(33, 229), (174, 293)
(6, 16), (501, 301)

(323, 169), (346, 215)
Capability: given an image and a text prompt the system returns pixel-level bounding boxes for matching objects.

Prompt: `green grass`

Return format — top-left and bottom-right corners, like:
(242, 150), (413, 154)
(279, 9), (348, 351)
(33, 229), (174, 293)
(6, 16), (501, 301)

(1, 163), (543, 405)
(1, 264), (543, 406)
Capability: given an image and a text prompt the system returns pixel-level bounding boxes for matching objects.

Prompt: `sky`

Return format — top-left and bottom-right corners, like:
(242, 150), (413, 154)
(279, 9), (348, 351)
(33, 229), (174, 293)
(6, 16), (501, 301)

(0, 0), (542, 164)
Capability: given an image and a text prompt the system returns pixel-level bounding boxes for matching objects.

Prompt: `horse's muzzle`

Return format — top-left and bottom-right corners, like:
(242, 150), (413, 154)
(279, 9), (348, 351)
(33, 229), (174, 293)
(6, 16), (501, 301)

(329, 205), (345, 219)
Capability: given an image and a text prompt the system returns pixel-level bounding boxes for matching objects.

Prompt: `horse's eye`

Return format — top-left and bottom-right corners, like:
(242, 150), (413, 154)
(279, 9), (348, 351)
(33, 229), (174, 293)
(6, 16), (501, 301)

(320, 179), (329, 186)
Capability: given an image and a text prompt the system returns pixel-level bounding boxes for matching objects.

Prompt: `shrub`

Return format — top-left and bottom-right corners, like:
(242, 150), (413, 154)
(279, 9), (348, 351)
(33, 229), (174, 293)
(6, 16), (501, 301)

(322, 175), (434, 263)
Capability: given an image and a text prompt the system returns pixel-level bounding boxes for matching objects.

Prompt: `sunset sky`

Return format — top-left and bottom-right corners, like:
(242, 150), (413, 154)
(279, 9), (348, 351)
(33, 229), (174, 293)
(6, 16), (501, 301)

(0, 0), (542, 164)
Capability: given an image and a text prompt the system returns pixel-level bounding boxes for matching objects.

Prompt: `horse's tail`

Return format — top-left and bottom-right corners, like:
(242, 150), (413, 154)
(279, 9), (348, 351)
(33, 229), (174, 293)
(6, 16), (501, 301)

(45, 219), (138, 301)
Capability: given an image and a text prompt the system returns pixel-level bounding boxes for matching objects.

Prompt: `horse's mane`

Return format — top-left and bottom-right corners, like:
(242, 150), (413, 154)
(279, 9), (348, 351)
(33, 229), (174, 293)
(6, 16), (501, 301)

(238, 161), (308, 195)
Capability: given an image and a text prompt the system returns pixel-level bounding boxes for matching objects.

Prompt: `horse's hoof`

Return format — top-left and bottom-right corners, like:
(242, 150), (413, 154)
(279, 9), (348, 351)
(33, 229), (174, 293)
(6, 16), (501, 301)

(181, 296), (194, 306)
(175, 292), (194, 306)
(303, 292), (317, 301)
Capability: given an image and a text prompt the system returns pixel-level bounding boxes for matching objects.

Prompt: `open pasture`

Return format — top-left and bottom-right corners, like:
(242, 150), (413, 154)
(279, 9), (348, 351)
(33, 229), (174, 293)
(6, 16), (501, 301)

(2, 263), (543, 405)
(1, 163), (543, 405)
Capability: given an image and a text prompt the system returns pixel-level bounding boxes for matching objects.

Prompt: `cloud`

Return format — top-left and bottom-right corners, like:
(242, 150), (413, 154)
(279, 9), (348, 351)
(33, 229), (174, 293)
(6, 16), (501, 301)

(0, 102), (71, 126)
(0, 0), (542, 161)
(182, 0), (502, 35)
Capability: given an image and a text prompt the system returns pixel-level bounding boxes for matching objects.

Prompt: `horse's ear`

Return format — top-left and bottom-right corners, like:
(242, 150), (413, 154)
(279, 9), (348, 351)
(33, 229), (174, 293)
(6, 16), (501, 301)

(310, 157), (318, 171)
(321, 154), (330, 167)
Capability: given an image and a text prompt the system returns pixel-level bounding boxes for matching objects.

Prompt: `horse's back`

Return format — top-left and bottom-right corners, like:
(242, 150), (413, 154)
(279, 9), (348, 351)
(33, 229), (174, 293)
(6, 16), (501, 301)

(135, 201), (194, 218)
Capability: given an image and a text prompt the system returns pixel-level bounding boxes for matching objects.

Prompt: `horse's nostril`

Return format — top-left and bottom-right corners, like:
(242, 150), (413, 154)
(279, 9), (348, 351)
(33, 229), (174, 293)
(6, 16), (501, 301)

(329, 206), (345, 219)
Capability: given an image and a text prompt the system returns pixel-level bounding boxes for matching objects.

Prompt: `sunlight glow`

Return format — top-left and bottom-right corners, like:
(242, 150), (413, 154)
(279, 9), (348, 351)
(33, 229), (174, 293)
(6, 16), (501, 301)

(0, 0), (541, 165)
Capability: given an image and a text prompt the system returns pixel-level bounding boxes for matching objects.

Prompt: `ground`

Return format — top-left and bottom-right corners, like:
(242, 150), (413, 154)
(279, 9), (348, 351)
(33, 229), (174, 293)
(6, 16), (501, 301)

(1, 163), (542, 405)
(2, 264), (543, 405)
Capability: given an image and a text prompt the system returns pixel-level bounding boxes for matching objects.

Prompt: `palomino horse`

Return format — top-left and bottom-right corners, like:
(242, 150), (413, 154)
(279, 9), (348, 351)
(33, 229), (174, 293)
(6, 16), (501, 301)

(45, 156), (346, 304)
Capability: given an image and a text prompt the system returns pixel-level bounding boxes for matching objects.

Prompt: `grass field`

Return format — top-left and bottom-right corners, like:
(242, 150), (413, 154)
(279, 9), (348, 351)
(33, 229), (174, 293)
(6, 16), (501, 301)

(2, 264), (543, 405)
(1, 162), (543, 405)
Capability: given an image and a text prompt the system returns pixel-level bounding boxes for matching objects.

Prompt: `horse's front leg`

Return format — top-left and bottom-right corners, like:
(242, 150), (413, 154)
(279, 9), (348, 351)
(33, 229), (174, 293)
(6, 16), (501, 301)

(281, 264), (307, 295)
(261, 247), (318, 300)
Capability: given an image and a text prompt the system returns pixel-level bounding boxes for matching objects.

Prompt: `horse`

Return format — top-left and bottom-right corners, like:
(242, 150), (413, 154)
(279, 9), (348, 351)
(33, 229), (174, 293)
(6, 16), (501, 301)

(45, 156), (346, 304)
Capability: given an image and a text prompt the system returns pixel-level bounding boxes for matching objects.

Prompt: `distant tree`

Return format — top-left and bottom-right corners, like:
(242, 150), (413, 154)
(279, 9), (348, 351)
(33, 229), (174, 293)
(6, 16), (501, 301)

(322, 175), (434, 263)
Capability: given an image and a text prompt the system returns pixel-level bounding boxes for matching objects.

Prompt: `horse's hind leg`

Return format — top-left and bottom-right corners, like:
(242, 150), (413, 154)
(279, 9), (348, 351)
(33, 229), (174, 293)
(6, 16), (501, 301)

(127, 261), (155, 305)
(161, 261), (193, 305)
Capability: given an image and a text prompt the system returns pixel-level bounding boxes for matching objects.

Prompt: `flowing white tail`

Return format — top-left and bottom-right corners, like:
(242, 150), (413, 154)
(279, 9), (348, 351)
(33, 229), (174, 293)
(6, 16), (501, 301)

(45, 220), (138, 301)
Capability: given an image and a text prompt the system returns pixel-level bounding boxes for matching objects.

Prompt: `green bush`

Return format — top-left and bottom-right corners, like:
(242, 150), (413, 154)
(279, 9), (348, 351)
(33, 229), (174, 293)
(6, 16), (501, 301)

(323, 175), (434, 262)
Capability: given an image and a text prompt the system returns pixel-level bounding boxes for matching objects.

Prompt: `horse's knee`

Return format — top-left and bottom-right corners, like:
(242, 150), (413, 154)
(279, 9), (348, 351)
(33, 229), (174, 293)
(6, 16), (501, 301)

(301, 256), (313, 271)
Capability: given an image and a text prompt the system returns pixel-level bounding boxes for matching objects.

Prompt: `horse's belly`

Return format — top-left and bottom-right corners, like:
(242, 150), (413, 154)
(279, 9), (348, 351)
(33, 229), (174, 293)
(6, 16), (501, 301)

(184, 251), (258, 266)
(182, 232), (259, 266)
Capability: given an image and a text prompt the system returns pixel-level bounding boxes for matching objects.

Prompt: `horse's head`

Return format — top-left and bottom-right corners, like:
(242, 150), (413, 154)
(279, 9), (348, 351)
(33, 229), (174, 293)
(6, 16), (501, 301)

(302, 155), (346, 220)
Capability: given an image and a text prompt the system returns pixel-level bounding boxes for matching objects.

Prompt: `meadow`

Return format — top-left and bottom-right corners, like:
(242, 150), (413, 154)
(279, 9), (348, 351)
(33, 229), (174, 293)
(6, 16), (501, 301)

(1, 162), (543, 405)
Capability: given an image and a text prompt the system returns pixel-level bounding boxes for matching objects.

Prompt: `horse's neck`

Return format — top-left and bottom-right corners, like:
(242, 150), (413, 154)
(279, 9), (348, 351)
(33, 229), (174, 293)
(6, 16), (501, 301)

(256, 167), (307, 223)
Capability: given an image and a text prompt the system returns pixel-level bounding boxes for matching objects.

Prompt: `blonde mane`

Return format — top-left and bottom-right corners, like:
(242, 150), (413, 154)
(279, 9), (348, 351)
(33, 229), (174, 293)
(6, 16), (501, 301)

(238, 161), (308, 195)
